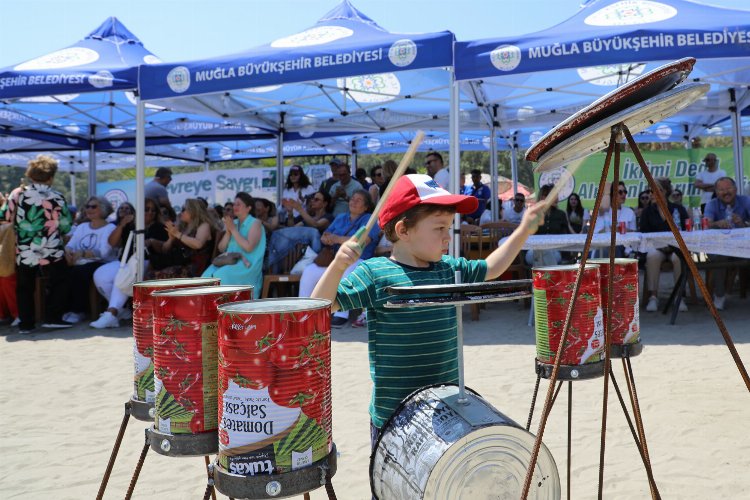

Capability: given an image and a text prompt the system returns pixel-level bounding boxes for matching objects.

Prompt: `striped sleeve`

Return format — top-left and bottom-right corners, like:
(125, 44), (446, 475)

(335, 260), (377, 312)
(443, 255), (488, 283)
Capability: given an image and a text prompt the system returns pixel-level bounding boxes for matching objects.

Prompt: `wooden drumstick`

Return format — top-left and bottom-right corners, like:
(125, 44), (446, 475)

(355, 130), (425, 247)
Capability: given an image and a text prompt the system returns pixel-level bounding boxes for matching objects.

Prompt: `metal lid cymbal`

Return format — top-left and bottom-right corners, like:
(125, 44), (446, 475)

(526, 57), (696, 163)
(534, 82), (709, 172)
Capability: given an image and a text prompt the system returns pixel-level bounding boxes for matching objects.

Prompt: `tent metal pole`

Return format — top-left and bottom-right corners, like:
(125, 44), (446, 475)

(490, 124), (499, 221)
(88, 124), (96, 198)
(69, 171), (76, 209)
(730, 88), (745, 196)
(135, 98), (146, 281)
(351, 140), (357, 173)
(511, 132), (519, 195)
(276, 131), (284, 206)
(449, 69), (460, 258)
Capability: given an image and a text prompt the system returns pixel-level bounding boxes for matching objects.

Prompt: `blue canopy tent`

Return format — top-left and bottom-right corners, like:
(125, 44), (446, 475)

(138, 0), (478, 255)
(455, 0), (750, 197)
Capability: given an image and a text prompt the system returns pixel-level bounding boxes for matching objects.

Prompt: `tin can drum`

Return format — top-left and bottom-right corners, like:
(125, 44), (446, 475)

(213, 298), (336, 499)
(533, 265), (605, 381)
(588, 258), (644, 359)
(370, 384), (560, 499)
(130, 278), (220, 421)
(148, 285), (253, 457)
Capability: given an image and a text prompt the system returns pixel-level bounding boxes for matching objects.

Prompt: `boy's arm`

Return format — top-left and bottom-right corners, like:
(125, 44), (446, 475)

(485, 203), (546, 280)
(311, 234), (363, 312)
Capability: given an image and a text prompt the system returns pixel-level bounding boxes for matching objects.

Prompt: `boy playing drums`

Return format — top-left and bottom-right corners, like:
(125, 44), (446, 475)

(311, 174), (545, 444)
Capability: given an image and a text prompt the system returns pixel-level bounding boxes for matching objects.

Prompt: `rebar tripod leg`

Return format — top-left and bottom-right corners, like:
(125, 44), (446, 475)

(526, 373), (542, 431)
(203, 456), (216, 500)
(567, 381), (572, 500)
(324, 474), (337, 500)
(96, 401), (132, 500)
(124, 429), (151, 500)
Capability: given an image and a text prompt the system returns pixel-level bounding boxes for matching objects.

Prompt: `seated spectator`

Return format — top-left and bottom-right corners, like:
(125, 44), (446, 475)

(91, 199), (168, 328)
(319, 158), (344, 199)
(380, 160), (398, 198)
(63, 196), (117, 323)
(525, 184), (569, 266)
(298, 190), (380, 328)
(355, 168), (370, 190)
(464, 169), (491, 224)
(503, 193), (526, 224)
(254, 198), (279, 236)
(280, 165), (316, 223)
(669, 188), (693, 219)
(641, 177), (688, 312)
(203, 192), (266, 298)
(368, 165), (385, 205)
(269, 191), (333, 273)
(635, 189), (652, 230)
(566, 192), (589, 234)
(160, 204), (176, 223)
(0, 220), (18, 326)
(594, 181), (637, 258)
(478, 200), (497, 225)
(148, 198), (216, 280)
(329, 164), (364, 217)
(703, 177), (750, 310)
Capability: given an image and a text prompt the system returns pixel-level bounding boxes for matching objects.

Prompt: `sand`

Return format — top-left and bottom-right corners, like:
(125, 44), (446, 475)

(1, 291), (748, 499)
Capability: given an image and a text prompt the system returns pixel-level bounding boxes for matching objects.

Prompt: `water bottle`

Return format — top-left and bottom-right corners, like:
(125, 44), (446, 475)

(725, 205), (735, 229)
(692, 206), (702, 231)
(672, 208), (681, 231)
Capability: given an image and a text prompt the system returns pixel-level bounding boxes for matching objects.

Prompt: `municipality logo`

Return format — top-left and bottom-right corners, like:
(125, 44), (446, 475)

(167, 66), (191, 93)
(388, 39), (418, 67)
(271, 26), (353, 48)
(490, 45), (521, 72)
(88, 70), (114, 89)
(584, 0), (677, 26)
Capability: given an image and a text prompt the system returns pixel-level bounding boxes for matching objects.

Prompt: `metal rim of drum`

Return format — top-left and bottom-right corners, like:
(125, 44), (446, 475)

(587, 258), (639, 266)
(610, 341), (644, 359)
(370, 384), (560, 499)
(526, 57), (695, 162)
(133, 277), (220, 290)
(150, 284), (253, 298)
(535, 359), (605, 381)
(533, 82), (710, 172)
(533, 263), (600, 272)
(148, 427), (218, 457)
(212, 443), (337, 499)
(130, 398), (154, 422)
(217, 297), (332, 315)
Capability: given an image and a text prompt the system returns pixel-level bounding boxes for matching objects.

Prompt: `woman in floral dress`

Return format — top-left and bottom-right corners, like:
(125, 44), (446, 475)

(0, 155), (73, 333)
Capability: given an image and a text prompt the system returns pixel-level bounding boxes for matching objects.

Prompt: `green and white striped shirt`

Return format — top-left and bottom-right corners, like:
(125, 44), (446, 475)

(336, 255), (487, 428)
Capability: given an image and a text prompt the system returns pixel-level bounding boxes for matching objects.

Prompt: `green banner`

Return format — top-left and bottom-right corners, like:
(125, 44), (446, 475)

(535, 147), (749, 210)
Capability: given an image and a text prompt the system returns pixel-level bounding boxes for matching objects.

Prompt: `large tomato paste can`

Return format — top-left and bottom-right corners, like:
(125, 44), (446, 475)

(151, 285), (253, 435)
(131, 278), (219, 418)
(216, 298), (332, 476)
(589, 258), (642, 358)
(533, 265), (604, 376)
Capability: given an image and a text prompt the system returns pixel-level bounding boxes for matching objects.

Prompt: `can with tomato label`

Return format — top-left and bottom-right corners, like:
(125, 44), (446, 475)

(533, 265), (604, 380)
(150, 285), (252, 443)
(131, 278), (219, 421)
(214, 298), (335, 496)
(702, 217), (710, 230)
(588, 259), (643, 358)
(618, 221), (627, 234)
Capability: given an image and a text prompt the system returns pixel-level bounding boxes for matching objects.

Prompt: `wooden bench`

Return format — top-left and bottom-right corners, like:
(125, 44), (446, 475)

(34, 275), (105, 323)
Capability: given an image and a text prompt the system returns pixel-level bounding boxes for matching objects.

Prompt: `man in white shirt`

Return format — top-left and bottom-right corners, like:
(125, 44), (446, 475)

(502, 193), (526, 224)
(425, 152), (450, 190)
(694, 153), (726, 212)
(328, 164), (363, 216)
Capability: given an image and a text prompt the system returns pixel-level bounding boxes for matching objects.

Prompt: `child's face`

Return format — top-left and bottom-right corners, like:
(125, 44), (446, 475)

(399, 211), (454, 265)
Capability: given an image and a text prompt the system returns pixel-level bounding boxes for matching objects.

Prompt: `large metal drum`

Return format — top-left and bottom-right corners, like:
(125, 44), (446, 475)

(370, 384), (560, 499)
(533, 265), (604, 380)
(589, 258), (643, 358)
(212, 298), (336, 499)
(149, 285), (253, 456)
(130, 278), (219, 420)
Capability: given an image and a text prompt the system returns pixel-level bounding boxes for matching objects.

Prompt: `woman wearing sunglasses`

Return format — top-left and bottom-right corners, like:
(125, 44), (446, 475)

(594, 182), (637, 257)
(63, 196), (117, 323)
(280, 165), (316, 223)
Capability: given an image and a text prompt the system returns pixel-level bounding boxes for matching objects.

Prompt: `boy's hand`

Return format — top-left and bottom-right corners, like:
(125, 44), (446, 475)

(332, 236), (363, 270)
(520, 203), (547, 236)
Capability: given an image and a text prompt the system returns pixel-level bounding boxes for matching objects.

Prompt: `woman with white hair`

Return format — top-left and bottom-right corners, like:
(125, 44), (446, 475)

(63, 195), (117, 323)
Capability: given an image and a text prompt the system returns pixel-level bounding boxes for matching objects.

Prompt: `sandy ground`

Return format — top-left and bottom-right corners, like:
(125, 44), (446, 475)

(1, 281), (749, 499)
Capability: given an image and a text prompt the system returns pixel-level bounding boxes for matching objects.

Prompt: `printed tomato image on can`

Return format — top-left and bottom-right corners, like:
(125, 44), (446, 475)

(216, 298), (332, 476)
(131, 278), (219, 407)
(533, 264), (604, 366)
(589, 258), (640, 347)
(151, 285), (252, 435)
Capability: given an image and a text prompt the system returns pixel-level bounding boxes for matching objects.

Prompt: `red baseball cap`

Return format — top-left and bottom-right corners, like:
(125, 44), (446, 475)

(378, 174), (478, 228)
